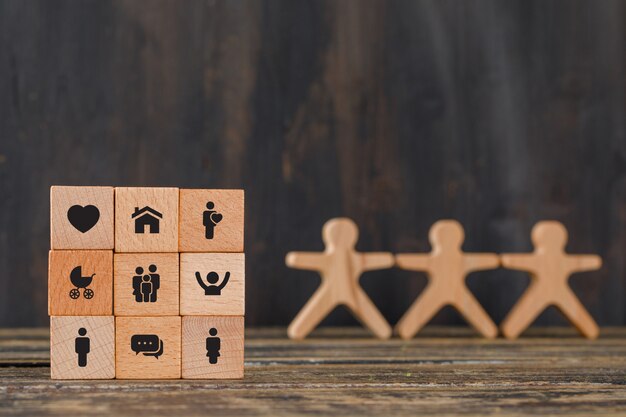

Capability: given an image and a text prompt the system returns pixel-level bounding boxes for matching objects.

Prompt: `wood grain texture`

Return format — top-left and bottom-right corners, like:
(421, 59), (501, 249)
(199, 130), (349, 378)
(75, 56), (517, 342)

(115, 188), (179, 253)
(180, 253), (245, 316)
(50, 316), (115, 380)
(4, 327), (626, 415)
(0, 1), (624, 328)
(179, 189), (244, 252)
(48, 250), (113, 316)
(50, 186), (114, 250)
(395, 220), (499, 339)
(286, 218), (394, 340)
(182, 316), (244, 379)
(115, 316), (181, 379)
(500, 221), (602, 339)
(114, 253), (180, 316)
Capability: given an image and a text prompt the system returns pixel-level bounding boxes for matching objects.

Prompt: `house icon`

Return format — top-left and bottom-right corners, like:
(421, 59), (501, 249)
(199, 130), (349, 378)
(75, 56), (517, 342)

(132, 206), (162, 234)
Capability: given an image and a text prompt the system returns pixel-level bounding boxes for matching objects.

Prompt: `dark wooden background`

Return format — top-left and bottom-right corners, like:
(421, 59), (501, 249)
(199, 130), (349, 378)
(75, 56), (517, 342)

(0, 0), (624, 328)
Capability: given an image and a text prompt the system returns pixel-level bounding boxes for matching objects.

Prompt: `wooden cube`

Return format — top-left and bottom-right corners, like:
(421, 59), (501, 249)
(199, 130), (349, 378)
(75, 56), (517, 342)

(179, 189), (244, 252)
(180, 253), (245, 316)
(50, 186), (114, 250)
(114, 253), (179, 316)
(115, 316), (181, 379)
(182, 316), (244, 379)
(115, 187), (179, 253)
(49, 250), (113, 316)
(50, 316), (115, 379)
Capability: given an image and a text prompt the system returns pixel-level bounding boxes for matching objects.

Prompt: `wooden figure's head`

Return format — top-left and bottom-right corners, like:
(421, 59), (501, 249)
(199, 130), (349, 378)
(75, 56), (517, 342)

(323, 218), (359, 249)
(429, 219), (464, 250)
(531, 221), (568, 251)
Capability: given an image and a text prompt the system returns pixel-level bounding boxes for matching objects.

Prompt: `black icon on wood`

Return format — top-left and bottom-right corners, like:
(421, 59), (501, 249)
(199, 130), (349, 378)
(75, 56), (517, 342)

(67, 205), (100, 233)
(69, 266), (95, 299)
(132, 206), (162, 234)
(132, 265), (160, 302)
(206, 328), (220, 364)
(131, 334), (164, 359)
(203, 202), (223, 239)
(75, 328), (90, 367)
(195, 271), (230, 295)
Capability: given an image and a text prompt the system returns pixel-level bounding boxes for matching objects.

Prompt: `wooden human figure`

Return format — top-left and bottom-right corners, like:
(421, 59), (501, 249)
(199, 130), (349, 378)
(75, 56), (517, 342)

(500, 221), (601, 339)
(286, 218), (394, 340)
(395, 220), (499, 339)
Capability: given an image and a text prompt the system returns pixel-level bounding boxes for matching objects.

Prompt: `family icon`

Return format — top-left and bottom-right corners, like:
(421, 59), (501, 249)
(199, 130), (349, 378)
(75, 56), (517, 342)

(132, 265), (160, 303)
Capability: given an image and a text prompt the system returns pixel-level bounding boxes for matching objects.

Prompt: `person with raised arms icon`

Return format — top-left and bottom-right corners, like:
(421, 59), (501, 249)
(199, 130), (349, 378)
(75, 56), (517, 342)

(195, 271), (230, 295)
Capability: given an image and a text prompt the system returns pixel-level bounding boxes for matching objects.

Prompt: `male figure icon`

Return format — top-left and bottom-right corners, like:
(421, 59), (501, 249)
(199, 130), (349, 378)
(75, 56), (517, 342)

(132, 267), (145, 302)
(205, 328), (220, 364)
(195, 271), (230, 295)
(75, 328), (90, 367)
(203, 202), (223, 239)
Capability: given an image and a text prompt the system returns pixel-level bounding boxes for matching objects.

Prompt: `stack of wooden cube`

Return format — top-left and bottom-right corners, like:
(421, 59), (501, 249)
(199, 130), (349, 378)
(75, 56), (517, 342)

(48, 186), (245, 379)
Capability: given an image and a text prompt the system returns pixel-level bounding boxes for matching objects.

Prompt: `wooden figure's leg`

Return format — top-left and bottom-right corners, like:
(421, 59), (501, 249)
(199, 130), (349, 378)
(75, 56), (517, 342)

(395, 286), (444, 340)
(287, 286), (336, 340)
(453, 291), (498, 339)
(351, 287), (392, 340)
(557, 287), (600, 339)
(500, 286), (548, 340)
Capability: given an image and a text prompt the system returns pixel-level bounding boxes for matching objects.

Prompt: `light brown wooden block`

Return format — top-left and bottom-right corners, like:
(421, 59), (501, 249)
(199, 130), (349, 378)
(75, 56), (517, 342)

(50, 186), (114, 250)
(180, 253), (245, 316)
(115, 187), (179, 253)
(179, 189), (244, 252)
(286, 218), (394, 340)
(48, 250), (113, 316)
(182, 316), (244, 379)
(115, 316), (181, 379)
(395, 220), (499, 340)
(50, 316), (115, 379)
(500, 221), (602, 340)
(114, 253), (179, 316)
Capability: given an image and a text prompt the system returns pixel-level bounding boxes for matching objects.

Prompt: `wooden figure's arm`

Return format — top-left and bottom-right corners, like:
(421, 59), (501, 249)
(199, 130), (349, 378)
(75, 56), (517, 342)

(285, 252), (327, 271)
(362, 252), (394, 271)
(500, 253), (539, 273)
(566, 254), (602, 273)
(395, 254), (430, 271)
(464, 253), (499, 272)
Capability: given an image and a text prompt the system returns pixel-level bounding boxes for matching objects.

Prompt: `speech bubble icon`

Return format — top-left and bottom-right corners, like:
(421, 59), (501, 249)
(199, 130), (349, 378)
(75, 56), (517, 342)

(130, 334), (164, 359)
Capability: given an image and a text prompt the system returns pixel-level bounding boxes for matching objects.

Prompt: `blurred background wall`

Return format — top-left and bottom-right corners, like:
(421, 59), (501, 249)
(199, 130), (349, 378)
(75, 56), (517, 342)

(0, 0), (624, 328)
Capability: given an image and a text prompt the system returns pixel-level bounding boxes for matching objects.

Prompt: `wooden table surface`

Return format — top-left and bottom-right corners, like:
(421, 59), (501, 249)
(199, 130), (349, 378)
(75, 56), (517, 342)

(2, 327), (626, 416)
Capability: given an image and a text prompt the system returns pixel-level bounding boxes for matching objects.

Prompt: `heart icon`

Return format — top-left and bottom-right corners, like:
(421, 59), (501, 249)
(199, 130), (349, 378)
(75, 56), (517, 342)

(67, 205), (100, 233)
(212, 213), (223, 223)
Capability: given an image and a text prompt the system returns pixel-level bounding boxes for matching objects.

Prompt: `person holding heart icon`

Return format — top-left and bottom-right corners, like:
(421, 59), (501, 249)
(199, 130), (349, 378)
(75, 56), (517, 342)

(203, 202), (223, 240)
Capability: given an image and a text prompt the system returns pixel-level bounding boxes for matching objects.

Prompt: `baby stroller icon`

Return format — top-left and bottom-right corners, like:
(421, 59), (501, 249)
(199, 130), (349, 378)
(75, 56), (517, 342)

(69, 266), (96, 299)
